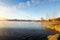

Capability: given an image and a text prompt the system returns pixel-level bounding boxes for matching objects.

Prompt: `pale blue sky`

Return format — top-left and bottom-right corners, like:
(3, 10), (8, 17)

(0, 0), (60, 20)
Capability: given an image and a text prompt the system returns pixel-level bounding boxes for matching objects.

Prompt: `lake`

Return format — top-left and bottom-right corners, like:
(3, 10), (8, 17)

(0, 21), (57, 40)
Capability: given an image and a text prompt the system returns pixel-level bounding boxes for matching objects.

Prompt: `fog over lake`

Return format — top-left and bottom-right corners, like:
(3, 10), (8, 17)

(0, 21), (57, 40)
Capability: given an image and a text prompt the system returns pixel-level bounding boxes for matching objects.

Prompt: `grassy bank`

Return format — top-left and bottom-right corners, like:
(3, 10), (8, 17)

(41, 18), (60, 32)
(41, 18), (60, 40)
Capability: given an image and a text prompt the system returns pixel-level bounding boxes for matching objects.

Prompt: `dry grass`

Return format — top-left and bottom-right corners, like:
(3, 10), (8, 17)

(48, 34), (60, 40)
(41, 21), (60, 32)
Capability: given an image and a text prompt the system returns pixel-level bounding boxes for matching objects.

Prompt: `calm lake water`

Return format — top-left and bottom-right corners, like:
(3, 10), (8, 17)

(0, 21), (57, 40)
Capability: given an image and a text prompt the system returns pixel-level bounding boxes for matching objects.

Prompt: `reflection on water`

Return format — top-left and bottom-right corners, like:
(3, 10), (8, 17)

(0, 21), (6, 28)
(0, 21), (57, 40)
(0, 21), (44, 29)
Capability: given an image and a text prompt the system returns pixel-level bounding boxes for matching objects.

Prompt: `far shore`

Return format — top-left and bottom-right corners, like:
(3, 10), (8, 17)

(0, 20), (40, 22)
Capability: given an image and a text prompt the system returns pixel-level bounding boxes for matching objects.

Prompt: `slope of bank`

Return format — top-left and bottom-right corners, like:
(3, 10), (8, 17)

(48, 34), (60, 40)
(41, 17), (60, 40)
(41, 17), (60, 32)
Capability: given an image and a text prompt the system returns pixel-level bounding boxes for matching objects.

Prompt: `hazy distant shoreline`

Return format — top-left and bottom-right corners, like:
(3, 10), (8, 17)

(0, 19), (40, 22)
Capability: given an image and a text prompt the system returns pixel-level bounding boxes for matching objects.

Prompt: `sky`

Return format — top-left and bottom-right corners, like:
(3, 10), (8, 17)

(0, 0), (60, 20)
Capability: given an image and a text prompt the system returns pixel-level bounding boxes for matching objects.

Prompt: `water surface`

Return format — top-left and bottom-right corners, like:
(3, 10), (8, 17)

(0, 21), (57, 40)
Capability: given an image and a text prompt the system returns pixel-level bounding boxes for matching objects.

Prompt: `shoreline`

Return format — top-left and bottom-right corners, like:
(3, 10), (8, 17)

(41, 21), (60, 33)
(41, 18), (60, 40)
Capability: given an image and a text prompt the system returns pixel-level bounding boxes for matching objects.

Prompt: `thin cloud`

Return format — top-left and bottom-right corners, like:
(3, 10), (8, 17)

(18, 1), (31, 8)
(0, 6), (9, 14)
(27, 1), (30, 7)
(12, 6), (17, 10)
(48, 0), (60, 2)
(18, 2), (26, 8)
(31, 0), (40, 4)
(0, 0), (40, 8)
(0, 6), (31, 19)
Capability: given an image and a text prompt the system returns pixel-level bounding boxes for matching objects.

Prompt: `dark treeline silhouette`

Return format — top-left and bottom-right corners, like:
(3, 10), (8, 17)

(0, 19), (40, 22)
